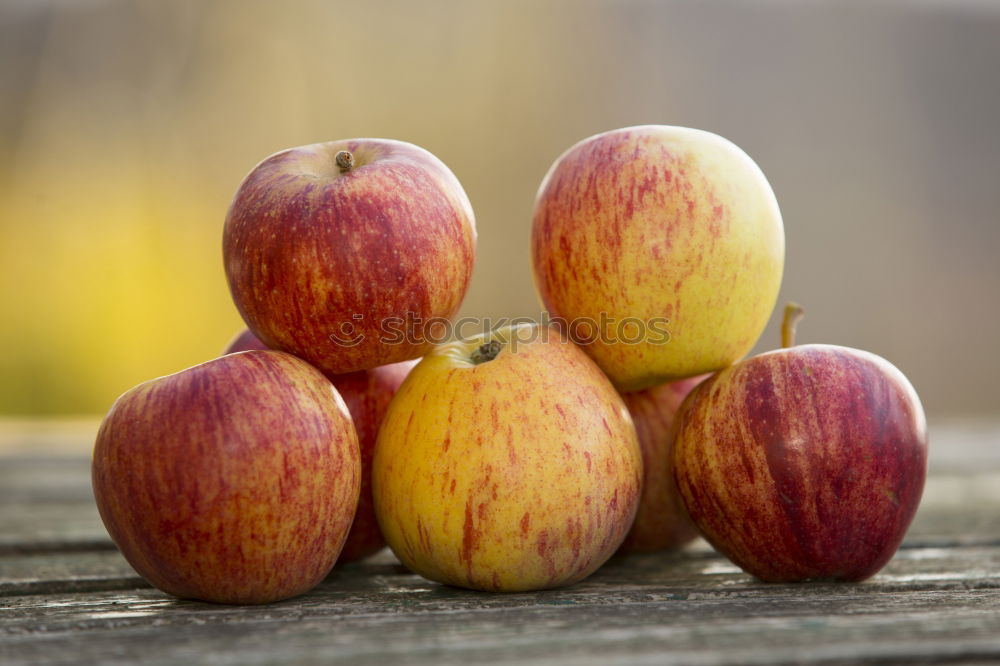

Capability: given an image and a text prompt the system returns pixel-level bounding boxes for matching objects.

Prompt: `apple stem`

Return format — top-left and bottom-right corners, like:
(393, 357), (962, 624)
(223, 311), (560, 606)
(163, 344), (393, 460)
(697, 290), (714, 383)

(335, 150), (355, 172)
(781, 302), (805, 348)
(470, 340), (502, 365)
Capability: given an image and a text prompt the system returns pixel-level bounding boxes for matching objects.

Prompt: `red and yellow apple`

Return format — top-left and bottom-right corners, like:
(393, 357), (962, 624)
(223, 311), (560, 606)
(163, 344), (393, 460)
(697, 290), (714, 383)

(673, 305), (928, 582)
(92, 350), (360, 604)
(532, 125), (784, 391)
(616, 375), (706, 554)
(222, 328), (415, 563)
(373, 324), (642, 591)
(223, 138), (476, 376)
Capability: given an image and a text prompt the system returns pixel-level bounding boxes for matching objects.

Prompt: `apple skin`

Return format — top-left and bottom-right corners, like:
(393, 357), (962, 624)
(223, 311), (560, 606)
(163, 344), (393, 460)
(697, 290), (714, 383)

(531, 125), (784, 391)
(373, 324), (642, 591)
(221, 328), (415, 562)
(328, 360), (417, 562)
(616, 375), (706, 554)
(223, 138), (476, 376)
(223, 328), (265, 354)
(673, 344), (928, 582)
(92, 350), (361, 604)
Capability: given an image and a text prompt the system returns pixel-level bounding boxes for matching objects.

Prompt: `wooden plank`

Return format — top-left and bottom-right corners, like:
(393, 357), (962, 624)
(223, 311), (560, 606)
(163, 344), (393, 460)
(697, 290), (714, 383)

(3, 547), (999, 615)
(0, 498), (997, 599)
(0, 455), (108, 551)
(1, 547), (999, 665)
(1, 419), (998, 666)
(905, 471), (1000, 546)
(0, 505), (110, 554)
(4, 597), (998, 666)
(0, 544), (1000, 597)
(1, 456), (999, 550)
(2, 604), (996, 666)
(0, 551), (145, 596)
(2, 542), (999, 606)
(1, 473), (997, 555)
(0, 456), (95, 503)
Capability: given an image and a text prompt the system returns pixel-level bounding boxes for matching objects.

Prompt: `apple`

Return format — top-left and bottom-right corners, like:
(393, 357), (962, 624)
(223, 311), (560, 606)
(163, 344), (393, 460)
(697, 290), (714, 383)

(221, 328), (416, 562)
(92, 350), (361, 604)
(672, 304), (928, 582)
(223, 328), (265, 354)
(616, 375), (706, 554)
(326, 360), (417, 562)
(372, 324), (642, 591)
(531, 125), (784, 391)
(223, 138), (476, 376)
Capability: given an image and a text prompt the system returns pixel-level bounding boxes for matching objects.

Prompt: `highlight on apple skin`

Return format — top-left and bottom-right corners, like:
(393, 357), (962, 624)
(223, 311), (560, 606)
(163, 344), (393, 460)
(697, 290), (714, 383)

(223, 138), (476, 376)
(372, 324), (643, 592)
(672, 307), (928, 583)
(531, 125), (784, 391)
(616, 375), (706, 555)
(222, 328), (416, 563)
(92, 350), (361, 604)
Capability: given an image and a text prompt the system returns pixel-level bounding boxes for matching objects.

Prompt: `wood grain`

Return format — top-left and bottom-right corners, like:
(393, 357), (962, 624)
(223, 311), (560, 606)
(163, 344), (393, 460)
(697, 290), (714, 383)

(3, 546), (1000, 665)
(1, 420), (999, 665)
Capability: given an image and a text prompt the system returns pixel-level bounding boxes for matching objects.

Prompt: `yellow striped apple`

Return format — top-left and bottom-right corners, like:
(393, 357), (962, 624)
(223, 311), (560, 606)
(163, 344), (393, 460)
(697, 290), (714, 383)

(616, 375), (706, 554)
(673, 305), (928, 582)
(373, 324), (642, 591)
(224, 138), (476, 376)
(222, 328), (416, 563)
(532, 125), (784, 391)
(92, 350), (360, 604)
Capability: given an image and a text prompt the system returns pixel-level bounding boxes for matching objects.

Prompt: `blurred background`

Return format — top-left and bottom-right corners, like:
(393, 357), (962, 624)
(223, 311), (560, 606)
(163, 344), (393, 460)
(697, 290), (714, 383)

(2, 0), (999, 420)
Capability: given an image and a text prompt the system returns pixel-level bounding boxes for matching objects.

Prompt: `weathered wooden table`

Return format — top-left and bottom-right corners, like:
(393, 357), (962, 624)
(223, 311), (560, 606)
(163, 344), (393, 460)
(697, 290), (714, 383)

(1, 420), (998, 665)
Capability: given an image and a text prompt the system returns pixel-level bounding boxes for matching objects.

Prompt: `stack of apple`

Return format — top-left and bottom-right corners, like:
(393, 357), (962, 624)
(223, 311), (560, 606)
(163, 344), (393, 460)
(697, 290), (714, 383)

(92, 127), (928, 605)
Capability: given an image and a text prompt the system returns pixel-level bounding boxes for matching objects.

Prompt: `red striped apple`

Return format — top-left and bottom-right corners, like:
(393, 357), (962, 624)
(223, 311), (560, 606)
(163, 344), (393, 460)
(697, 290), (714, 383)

(223, 328), (264, 354)
(373, 324), (642, 591)
(616, 375), (706, 554)
(321, 361), (416, 562)
(92, 350), (360, 604)
(673, 305), (928, 582)
(222, 328), (415, 563)
(532, 125), (784, 391)
(224, 138), (476, 376)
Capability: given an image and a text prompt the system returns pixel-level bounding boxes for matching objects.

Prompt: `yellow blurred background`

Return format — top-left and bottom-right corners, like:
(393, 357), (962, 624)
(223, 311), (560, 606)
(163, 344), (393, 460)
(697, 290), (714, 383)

(2, 0), (999, 418)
